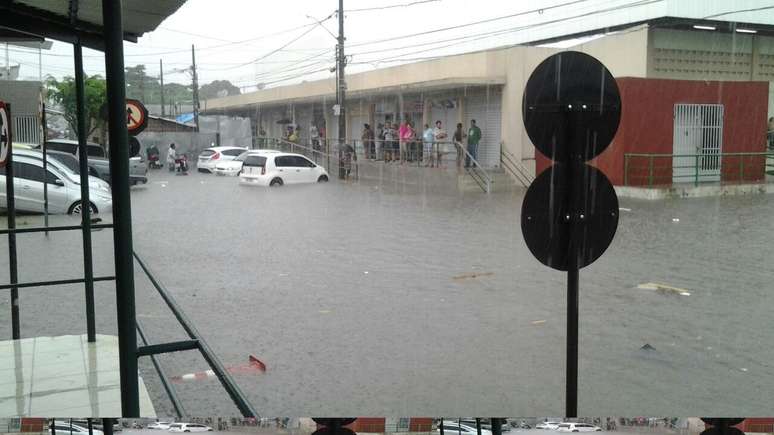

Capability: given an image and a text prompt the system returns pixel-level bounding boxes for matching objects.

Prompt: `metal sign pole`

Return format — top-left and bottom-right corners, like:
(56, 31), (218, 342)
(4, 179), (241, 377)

(41, 100), (49, 235)
(74, 40), (96, 343)
(3, 102), (19, 339)
(102, 0), (140, 416)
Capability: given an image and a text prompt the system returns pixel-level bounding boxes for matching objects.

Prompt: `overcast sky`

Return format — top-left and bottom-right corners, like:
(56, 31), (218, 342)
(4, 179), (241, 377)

(2, 0), (758, 90)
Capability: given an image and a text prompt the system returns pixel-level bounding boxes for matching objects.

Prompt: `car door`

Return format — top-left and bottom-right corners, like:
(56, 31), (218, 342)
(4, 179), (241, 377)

(273, 155), (294, 183)
(286, 155), (314, 183)
(221, 148), (245, 162)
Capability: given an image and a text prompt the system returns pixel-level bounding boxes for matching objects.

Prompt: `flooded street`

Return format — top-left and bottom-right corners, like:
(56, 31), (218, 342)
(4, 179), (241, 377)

(1, 169), (773, 417)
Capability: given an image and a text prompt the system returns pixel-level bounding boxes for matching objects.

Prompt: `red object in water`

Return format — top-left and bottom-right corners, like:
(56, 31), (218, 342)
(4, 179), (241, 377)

(171, 355), (266, 382)
(249, 354), (266, 372)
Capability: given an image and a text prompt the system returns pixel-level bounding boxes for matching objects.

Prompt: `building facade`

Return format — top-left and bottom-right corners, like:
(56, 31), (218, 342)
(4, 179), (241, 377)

(204, 18), (774, 187)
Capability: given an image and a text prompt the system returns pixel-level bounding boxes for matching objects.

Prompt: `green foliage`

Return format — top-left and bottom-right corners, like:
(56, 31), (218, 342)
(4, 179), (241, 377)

(199, 80), (241, 99)
(45, 74), (107, 138)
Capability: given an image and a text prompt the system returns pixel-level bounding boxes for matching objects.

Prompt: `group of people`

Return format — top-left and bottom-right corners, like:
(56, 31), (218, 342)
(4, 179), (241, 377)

(361, 119), (482, 168)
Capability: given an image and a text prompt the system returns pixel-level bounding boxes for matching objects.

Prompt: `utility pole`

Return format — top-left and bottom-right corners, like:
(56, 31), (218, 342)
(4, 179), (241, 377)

(159, 59), (165, 118)
(336, 0), (346, 179)
(191, 44), (200, 132)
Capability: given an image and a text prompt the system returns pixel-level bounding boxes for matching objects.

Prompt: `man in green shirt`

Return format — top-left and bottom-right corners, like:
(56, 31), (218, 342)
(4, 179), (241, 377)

(466, 119), (482, 168)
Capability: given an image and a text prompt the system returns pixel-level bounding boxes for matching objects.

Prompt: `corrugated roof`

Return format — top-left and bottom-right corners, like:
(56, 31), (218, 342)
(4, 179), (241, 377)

(0, 0), (186, 50)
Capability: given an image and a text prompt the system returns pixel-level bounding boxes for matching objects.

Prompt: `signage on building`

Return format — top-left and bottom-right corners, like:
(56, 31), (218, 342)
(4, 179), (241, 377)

(0, 101), (11, 168)
(126, 98), (148, 135)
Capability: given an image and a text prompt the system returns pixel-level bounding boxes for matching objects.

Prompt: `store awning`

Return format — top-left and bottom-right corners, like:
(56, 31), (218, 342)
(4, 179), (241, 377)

(0, 0), (187, 50)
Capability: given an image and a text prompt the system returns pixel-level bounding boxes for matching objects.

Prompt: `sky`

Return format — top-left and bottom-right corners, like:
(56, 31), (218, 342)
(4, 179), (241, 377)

(2, 0), (764, 91)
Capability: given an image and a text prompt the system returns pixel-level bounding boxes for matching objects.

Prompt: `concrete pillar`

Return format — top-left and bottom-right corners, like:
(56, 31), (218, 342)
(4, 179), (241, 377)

(751, 34), (760, 81)
(422, 97), (431, 129)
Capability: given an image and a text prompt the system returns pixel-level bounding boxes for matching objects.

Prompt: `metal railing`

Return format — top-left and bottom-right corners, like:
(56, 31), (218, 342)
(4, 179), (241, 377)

(454, 141), (491, 193)
(0, 225), (257, 418)
(133, 251), (258, 418)
(500, 145), (534, 187)
(623, 151), (773, 187)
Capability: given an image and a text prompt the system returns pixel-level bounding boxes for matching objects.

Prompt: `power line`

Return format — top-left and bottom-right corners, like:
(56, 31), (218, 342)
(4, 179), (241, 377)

(208, 16), (334, 71)
(347, 0), (593, 48)
(346, 0), (441, 12)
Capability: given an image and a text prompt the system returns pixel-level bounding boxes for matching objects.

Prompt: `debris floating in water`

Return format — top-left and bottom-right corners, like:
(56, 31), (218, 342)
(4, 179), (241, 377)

(641, 343), (656, 351)
(619, 207), (632, 212)
(672, 218), (680, 222)
(452, 271), (495, 280)
(531, 320), (546, 325)
(740, 367), (748, 372)
(172, 355), (266, 382)
(637, 282), (691, 296)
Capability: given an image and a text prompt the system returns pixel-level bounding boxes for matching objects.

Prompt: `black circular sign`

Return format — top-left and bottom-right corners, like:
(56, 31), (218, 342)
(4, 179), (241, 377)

(313, 419), (357, 427)
(521, 162), (619, 271)
(129, 135), (141, 157)
(523, 51), (621, 162)
(701, 419), (746, 428)
(312, 429), (356, 435)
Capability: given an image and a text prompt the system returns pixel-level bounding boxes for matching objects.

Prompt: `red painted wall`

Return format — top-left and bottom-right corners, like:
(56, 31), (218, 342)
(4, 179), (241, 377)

(20, 418), (46, 432)
(535, 78), (769, 186)
(410, 418), (434, 432)
(740, 418), (774, 433)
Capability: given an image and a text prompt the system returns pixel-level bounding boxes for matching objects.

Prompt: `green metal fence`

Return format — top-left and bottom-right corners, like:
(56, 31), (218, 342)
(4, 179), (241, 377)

(624, 151), (773, 187)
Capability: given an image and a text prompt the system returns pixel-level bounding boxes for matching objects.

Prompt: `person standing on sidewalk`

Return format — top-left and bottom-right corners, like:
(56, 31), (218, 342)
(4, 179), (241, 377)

(433, 120), (448, 168)
(466, 119), (482, 168)
(453, 122), (466, 169)
(361, 123), (375, 160)
(422, 123), (435, 167)
(310, 124), (320, 151)
(398, 119), (410, 163)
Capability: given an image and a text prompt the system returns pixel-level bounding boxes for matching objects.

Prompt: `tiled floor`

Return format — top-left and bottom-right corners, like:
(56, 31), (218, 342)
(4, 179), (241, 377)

(0, 334), (155, 417)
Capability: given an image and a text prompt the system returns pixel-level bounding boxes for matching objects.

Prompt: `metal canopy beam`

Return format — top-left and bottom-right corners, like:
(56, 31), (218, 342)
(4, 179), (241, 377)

(0, 0), (139, 51)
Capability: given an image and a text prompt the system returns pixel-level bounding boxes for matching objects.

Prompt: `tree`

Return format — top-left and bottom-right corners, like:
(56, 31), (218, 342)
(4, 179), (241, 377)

(46, 74), (107, 140)
(199, 80), (241, 99)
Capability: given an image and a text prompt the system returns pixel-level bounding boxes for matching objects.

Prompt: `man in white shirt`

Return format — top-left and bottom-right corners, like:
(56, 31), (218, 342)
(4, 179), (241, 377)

(433, 120), (448, 167)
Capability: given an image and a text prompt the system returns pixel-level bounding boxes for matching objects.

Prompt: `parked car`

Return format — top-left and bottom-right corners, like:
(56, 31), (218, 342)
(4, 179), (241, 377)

(0, 151), (112, 214)
(43, 138), (106, 157)
(147, 422), (173, 430)
(536, 422), (562, 430)
(435, 422), (492, 435)
(50, 422), (104, 435)
(459, 419), (511, 432)
(556, 423), (602, 432)
(213, 150), (280, 176)
(168, 423), (213, 432)
(196, 146), (247, 173)
(238, 152), (329, 186)
(36, 139), (148, 185)
(14, 149), (112, 194)
(70, 420), (121, 432)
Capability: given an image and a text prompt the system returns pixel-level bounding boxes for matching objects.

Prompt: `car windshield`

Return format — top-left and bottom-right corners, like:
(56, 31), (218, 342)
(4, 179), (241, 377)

(47, 153), (81, 174)
(243, 155), (266, 167)
(7, 0), (774, 422)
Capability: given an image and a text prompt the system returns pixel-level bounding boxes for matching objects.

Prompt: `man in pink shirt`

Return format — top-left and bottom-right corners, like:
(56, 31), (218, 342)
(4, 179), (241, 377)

(398, 120), (410, 163)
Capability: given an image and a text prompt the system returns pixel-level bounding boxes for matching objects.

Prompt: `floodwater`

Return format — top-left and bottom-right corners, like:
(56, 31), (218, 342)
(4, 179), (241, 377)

(1, 167), (774, 417)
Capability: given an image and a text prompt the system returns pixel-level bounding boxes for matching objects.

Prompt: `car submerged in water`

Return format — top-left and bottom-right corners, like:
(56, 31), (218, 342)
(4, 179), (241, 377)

(0, 149), (112, 214)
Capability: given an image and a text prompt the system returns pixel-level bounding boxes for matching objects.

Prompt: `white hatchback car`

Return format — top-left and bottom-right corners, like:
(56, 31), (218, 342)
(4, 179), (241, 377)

(50, 422), (103, 435)
(239, 152), (329, 186)
(168, 423), (213, 432)
(435, 422), (492, 435)
(214, 150), (281, 176)
(197, 146), (247, 173)
(556, 423), (602, 432)
(0, 151), (113, 214)
(147, 422), (173, 430)
(536, 422), (563, 430)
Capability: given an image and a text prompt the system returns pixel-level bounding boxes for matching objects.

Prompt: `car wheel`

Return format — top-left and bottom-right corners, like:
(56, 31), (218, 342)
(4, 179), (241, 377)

(317, 174), (328, 182)
(270, 177), (283, 187)
(68, 201), (97, 215)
